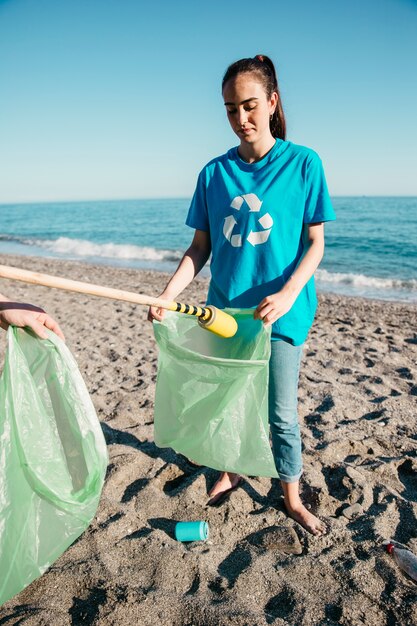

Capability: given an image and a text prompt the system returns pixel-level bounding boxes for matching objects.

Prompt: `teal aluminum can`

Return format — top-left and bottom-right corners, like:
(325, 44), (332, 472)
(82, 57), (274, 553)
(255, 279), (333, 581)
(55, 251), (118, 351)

(175, 521), (209, 542)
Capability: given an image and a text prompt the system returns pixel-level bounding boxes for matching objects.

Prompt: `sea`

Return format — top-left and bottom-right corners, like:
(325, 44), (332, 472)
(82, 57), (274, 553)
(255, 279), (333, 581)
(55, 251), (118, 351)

(0, 197), (416, 303)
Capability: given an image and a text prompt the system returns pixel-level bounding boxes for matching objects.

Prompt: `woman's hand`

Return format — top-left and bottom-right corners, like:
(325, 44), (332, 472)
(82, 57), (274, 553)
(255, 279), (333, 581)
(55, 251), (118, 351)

(254, 290), (297, 327)
(147, 229), (211, 326)
(255, 223), (326, 327)
(0, 302), (65, 340)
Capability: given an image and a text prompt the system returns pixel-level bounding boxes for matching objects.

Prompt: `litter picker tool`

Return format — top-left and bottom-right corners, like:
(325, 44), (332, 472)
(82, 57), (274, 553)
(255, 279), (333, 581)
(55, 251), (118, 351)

(0, 264), (238, 338)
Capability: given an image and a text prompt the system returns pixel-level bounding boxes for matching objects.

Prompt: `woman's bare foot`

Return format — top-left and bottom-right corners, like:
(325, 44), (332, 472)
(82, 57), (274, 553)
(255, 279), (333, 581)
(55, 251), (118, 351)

(284, 501), (327, 536)
(207, 472), (242, 505)
(281, 480), (327, 536)
(208, 471), (240, 498)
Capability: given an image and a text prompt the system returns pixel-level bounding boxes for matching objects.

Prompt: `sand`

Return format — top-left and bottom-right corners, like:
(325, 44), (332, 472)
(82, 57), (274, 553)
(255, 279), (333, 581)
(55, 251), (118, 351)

(0, 253), (416, 626)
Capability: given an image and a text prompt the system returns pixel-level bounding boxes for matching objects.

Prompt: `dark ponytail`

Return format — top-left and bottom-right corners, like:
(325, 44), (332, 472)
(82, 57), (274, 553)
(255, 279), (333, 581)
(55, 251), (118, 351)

(222, 55), (286, 140)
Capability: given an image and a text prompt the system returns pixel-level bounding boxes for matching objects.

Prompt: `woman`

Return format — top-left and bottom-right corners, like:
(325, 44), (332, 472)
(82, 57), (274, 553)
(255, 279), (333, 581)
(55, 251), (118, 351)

(149, 55), (335, 535)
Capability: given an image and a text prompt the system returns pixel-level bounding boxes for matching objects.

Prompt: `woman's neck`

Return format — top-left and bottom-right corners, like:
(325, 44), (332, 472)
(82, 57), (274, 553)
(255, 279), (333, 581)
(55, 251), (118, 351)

(238, 135), (276, 164)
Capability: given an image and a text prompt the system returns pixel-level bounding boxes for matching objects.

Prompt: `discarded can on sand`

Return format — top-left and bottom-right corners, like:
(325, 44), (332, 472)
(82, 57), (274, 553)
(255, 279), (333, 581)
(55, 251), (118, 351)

(175, 521), (209, 542)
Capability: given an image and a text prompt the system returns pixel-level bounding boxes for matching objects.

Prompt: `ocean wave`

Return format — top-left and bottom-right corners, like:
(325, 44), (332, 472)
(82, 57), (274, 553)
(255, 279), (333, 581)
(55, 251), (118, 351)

(1, 233), (416, 297)
(0, 234), (182, 263)
(316, 269), (417, 292)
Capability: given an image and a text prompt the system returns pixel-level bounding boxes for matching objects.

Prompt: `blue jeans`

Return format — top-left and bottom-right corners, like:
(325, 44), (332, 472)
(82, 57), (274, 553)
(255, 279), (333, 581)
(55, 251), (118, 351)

(268, 340), (304, 483)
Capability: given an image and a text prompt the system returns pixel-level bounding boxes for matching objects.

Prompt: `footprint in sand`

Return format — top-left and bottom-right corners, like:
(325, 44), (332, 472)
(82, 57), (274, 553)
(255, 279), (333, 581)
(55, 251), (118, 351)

(321, 465), (352, 503)
(265, 586), (297, 623)
(95, 512), (125, 531)
(396, 367), (413, 380)
(397, 459), (417, 502)
(185, 572), (200, 596)
(155, 462), (201, 496)
(122, 527), (152, 541)
(370, 396), (388, 404)
(69, 586), (108, 626)
(122, 478), (149, 502)
(217, 543), (252, 589)
(362, 409), (386, 421)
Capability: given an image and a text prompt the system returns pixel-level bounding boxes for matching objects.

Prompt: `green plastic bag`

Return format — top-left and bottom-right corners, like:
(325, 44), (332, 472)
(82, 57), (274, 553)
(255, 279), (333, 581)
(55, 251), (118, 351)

(153, 309), (278, 478)
(0, 327), (108, 607)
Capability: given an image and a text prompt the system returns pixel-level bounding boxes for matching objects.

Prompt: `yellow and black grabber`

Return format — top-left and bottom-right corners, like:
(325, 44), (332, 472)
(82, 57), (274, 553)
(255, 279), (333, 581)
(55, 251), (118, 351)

(0, 264), (238, 338)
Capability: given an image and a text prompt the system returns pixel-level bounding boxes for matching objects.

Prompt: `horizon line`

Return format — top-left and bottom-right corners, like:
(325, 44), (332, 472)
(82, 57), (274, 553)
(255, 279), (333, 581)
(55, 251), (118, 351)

(1, 194), (417, 206)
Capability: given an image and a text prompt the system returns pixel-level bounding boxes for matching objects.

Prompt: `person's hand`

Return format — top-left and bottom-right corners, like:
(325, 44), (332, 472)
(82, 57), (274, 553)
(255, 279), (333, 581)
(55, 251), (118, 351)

(147, 304), (166, 323)
(0, 302), (65, 341)
(254, 290), (296, 327)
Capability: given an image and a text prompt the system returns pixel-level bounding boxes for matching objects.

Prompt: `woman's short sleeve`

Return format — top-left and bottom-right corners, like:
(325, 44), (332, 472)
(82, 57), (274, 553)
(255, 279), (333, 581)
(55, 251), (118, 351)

(303, 153), (336, 224)
(186, 170), (210, 231)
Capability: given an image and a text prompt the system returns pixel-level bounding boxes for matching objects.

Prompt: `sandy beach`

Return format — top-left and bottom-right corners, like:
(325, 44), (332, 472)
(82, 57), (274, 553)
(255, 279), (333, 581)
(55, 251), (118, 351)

(0, 252), (416, 626)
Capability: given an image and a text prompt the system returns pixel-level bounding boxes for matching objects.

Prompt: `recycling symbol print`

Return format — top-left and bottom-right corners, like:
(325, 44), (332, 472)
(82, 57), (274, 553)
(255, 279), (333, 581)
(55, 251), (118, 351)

(223, 193), (274, 247)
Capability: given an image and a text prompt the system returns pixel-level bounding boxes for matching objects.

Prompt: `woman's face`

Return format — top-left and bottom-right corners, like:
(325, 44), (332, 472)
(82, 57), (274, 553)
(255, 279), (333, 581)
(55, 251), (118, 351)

(223, 73), (277, 145)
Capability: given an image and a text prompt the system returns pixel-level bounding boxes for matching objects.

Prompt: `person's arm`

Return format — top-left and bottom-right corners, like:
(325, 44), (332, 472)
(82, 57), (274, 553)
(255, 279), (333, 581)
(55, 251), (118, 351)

(0, 293), (65, 340)
(148, 229), (211, 322)
(254, 222), (325, 327)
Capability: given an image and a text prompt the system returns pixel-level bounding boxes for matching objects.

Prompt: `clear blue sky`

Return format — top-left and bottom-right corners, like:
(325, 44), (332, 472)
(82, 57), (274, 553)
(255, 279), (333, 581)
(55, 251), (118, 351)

(0, 0), (416, 202)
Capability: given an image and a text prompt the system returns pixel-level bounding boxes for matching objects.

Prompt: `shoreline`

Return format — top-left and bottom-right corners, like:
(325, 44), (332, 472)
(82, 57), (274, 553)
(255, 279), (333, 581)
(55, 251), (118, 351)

(0, 252), (416, 625)
(1, 251), (416, 308)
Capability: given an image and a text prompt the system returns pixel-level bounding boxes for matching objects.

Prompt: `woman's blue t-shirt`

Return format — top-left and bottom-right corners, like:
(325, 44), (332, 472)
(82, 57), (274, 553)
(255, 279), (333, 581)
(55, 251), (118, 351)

(186, 139), (336, 345)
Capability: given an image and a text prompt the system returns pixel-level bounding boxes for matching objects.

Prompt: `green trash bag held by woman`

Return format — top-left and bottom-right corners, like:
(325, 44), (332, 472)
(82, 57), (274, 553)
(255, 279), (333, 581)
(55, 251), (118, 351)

(153, 309), (278, 478)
